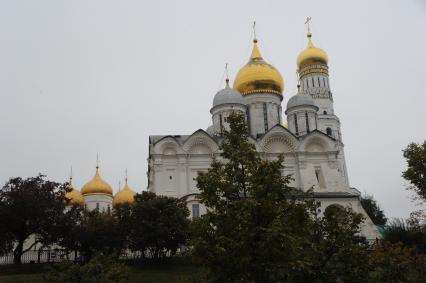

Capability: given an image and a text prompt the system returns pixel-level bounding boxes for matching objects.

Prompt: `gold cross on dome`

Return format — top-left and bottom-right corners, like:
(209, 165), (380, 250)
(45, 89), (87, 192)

(253, 20), (257, 40)
(305, 16), (312, 33)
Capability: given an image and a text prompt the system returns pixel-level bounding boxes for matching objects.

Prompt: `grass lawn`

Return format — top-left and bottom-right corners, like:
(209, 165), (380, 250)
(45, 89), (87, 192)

(0, 258), (200, 283)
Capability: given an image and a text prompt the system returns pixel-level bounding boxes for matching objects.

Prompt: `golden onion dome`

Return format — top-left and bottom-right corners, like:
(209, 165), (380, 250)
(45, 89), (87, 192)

(65, 178), (84, 206)
(81, 166), (113, 195)
(233, 39), (284, 96)
(297, 32), (328, 68)
(112, 179), (136, 207)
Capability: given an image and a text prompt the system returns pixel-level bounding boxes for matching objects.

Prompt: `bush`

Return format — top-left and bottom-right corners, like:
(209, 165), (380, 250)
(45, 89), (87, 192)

(44, 254), (129, 283)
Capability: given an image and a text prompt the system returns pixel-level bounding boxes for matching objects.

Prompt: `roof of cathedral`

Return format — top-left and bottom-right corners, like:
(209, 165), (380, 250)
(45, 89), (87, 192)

(297, 30), (328, 68)
(233, 38), (284, 97)
(149, 129), (224, 146)
(81, 166), (113, 195)
(286, 92), (317, 110)
(313, 191), (359, 198)
(113, 179), (136, 206)
(212, 79), (245, 108)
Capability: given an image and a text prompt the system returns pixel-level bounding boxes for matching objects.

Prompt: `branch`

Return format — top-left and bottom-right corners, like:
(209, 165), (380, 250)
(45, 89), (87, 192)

(22, 240), (41, 254)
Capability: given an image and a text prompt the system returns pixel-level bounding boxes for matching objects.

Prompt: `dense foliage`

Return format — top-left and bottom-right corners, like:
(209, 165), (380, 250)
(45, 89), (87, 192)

(384, 218), (426, 253)
(44, 254), (129, 283)
(128, 191), (190, 259)
(403, 140), (426, 201)
(0, 175), (190, 264)
(298, 205), (370, 283)
(58, 192), (190, 262)
(0, 175), (71, 264)
(369, 241), (426, 283)
(191, 112), (371, 283)
(360, 194), (387, 225)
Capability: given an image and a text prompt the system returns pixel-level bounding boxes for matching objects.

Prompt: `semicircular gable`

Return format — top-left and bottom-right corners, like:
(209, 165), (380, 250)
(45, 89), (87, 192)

(299, 132), (335, 152)
(183, 130), (219, 154)
(260, 130), (298, 153)
(154, 137), (182, 155)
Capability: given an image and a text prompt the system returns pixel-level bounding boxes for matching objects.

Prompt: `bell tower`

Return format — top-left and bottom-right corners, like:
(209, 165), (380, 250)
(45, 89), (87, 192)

(297, 18), (341, 141)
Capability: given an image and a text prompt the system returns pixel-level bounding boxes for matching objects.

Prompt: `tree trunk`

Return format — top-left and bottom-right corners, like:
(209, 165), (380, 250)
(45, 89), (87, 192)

(37, 245), (45, 264)
(13, 241), (23, 264)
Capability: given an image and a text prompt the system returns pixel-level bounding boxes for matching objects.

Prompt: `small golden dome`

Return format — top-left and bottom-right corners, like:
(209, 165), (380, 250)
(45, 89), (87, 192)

(65, 178), (84, 206)
(297, 32), (328, 68)
(113, 180), (136, 206)
(81, 166), (113, 195)
(234, 39), (284, 96)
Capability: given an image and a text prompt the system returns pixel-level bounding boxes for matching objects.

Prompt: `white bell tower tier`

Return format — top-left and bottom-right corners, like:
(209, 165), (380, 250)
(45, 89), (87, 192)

(297, 24), (342, 142)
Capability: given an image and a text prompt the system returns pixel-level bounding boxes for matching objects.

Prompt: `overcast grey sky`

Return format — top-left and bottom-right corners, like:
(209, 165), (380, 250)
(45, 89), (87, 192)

(0, 0), (425, 219)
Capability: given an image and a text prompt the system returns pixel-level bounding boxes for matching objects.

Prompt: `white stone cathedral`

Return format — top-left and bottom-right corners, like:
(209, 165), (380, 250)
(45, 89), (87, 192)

(147, 27), (380, 240)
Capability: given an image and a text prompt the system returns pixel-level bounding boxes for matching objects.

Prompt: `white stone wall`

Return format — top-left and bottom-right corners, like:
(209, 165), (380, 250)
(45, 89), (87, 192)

(83, 194), (113, 213)
(243, 93), (282, 137)
(285, 106), (317, 136)
(211, 104), (246, 135)
(148, 127), (378, 238)
(149, 127), (353, 208)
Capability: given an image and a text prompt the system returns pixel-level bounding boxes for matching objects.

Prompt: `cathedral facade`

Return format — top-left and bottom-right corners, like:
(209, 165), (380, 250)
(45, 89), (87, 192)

(147, 28), (381, 240)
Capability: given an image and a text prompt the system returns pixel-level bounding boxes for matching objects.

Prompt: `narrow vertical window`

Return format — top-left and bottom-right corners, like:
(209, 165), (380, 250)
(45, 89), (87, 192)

(192, 203), (200, 220)
(107, 205), (111, 215)
(219, 113), (223, 134)
(322, 77), (326, 87)
(277, 106), (281, 124)
(263, 103), (268, 132)
(305, 112), (310, 133)
(326, 127), (332, 136)
(294, 113), (299, 136)
(315, 114), (318, 129)
(317, 77), (320, 87)
(315, 167), (326, 188)
(312, 77), (315, 87)
(96, 203), (99, 210)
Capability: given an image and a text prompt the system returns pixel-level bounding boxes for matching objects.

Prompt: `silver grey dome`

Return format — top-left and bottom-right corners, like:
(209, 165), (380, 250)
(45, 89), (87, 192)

(286, 93), (317, 110)
(212, 86), (245, 108)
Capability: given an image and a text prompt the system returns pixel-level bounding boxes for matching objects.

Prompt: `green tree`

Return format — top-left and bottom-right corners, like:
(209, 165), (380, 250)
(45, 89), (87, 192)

(0, 229), (13, 256)
(113, 202), (134, 252)
(129, 191), (190, 259)
(402, 140), (426, 201)
(369, 241), (426, 283)
(76, 210), (124, 262)
(0, 175), (69, 264)
(295, 205), (370, 283)
(360, 194), (387, 225)
(191, 112), (316, 282)
(384, 218), (426, 253)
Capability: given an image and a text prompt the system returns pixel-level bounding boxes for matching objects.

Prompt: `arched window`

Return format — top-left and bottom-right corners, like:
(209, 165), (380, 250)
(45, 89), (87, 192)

(326, 127), (332, 136)
(323, 110), (327, 115)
